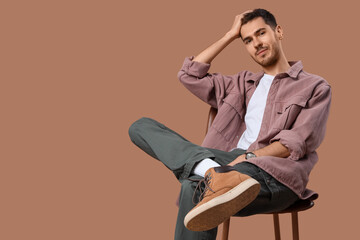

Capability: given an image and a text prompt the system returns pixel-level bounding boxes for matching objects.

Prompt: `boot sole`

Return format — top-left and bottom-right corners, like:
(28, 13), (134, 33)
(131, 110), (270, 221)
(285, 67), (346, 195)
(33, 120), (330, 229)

(184, 178), (260, 231)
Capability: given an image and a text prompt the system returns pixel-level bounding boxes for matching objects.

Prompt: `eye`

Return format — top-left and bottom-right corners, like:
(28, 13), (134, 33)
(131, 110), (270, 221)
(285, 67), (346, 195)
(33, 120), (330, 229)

(244, 39), (252, 44)
(259, 31), (266, 36)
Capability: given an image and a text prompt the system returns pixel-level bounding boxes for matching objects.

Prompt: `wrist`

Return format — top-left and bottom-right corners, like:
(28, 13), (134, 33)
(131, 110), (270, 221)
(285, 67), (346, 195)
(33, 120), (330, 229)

(224, 31), (238, 42)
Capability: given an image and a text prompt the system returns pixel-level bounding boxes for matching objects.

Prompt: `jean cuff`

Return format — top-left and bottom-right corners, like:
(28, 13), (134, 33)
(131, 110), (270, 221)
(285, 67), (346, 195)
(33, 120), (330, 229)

(180, 152), (216, 179)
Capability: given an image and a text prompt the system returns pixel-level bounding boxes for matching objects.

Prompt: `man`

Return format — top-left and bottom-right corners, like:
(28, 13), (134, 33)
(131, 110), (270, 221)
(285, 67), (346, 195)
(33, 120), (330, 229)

(129, 8), (331, 240)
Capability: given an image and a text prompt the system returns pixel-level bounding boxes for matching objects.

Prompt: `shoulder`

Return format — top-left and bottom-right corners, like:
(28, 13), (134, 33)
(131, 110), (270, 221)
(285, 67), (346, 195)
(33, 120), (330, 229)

(298, 70), (331, 88)
(297, 71), (332, 103)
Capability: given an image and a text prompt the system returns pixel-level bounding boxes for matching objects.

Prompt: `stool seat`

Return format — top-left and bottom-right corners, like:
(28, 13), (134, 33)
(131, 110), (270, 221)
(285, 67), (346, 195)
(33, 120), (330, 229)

(275, 199), (314, 214)
(271, 193), (318, 214)
(222, 195), (318, 240)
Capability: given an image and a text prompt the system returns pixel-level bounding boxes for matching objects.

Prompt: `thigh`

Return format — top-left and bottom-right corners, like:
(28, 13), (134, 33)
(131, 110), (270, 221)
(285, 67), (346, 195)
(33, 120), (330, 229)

(233, 162), (299, 216)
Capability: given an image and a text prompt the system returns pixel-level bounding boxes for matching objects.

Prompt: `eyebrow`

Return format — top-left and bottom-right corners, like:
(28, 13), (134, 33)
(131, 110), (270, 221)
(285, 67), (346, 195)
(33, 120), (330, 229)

(242, 28), (266, 42)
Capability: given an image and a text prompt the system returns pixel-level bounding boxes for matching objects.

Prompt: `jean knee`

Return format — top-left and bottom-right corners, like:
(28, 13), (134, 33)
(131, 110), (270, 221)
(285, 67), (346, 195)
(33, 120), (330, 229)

(128, 117), (152, 141)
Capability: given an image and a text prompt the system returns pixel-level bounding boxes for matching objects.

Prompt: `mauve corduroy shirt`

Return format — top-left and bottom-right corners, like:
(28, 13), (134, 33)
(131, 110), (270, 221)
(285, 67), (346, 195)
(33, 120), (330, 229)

(178, 57), (331, 200)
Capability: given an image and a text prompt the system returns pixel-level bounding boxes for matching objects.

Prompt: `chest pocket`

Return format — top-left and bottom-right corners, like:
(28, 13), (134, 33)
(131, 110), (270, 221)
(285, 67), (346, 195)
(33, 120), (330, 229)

(272, 95), (308, 130)
(211, 93), (245, 142)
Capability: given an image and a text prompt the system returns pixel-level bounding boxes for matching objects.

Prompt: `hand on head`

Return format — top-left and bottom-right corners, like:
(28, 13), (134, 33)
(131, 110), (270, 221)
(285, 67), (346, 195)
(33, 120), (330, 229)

(227, 10), (253, 40)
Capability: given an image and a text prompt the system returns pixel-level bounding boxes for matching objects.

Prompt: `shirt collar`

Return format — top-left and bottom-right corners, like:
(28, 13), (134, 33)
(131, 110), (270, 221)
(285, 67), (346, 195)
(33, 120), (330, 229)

(246, 60), (303, 85)
(286, 61), (303, 78)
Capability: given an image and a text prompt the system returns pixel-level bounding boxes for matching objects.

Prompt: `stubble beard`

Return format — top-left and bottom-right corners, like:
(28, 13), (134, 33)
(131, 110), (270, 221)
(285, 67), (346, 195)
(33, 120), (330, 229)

(252, 43), (281, 68)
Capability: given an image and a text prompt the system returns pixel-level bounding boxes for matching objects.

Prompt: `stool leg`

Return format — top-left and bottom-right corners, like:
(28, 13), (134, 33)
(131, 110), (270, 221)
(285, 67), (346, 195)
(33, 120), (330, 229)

(291, 212), (299, 240)
(273, 213), (281, 240)
(221, 218), (230, 240)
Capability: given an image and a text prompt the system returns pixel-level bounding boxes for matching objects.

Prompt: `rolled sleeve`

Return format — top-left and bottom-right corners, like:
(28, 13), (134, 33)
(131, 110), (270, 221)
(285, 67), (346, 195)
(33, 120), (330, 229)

(270, 130), (306, 160)
(177, 56), (236, 108)
(270, 83), (332, 160)
(177, 56), (211, 79)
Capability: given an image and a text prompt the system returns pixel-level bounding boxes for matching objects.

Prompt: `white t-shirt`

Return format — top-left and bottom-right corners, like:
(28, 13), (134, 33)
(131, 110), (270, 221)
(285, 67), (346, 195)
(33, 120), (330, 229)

(237, 74), (275, 150)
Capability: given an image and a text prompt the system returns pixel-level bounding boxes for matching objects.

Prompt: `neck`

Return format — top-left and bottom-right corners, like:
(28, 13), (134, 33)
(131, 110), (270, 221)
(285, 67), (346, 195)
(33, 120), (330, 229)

(262, 53), (290, 76)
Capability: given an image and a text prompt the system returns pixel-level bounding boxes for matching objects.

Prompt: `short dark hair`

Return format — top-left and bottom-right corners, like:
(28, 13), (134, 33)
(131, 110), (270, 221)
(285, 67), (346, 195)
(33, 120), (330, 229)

(241, 8), (277, 30)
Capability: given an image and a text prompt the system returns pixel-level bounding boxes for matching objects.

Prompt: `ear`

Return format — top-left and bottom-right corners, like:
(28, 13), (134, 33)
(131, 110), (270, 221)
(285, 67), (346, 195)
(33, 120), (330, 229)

(275, 25), (284, 40)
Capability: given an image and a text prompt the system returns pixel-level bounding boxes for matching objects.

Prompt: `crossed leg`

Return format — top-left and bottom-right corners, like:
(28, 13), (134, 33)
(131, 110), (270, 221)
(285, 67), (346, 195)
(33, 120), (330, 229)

(128, 117), (298, 240)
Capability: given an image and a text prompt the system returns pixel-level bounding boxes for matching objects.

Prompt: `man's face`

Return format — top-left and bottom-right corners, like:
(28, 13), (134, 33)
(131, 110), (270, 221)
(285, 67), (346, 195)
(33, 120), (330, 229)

(240, 17), (282, 67)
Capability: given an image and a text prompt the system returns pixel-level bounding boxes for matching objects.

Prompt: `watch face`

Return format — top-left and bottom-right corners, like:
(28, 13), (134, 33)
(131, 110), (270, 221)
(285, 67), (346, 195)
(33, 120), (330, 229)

(246, 152), (256, 159)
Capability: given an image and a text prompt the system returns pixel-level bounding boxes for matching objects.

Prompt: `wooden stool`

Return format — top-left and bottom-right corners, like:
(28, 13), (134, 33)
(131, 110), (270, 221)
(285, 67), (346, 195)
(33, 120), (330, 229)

(221, 196), (317, 240)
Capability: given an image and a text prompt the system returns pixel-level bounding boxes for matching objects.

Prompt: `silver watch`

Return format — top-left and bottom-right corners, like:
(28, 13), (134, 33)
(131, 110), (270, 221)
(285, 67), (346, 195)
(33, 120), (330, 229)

(245, 152), (257, 159)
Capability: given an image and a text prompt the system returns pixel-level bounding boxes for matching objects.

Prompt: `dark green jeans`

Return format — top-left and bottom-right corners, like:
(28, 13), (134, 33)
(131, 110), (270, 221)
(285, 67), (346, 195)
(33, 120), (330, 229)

(129, 117), (298, 240)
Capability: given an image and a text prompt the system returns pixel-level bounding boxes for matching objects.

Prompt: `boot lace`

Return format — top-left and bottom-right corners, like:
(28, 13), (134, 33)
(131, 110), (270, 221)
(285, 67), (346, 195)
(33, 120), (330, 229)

(188, 172), (215, 205)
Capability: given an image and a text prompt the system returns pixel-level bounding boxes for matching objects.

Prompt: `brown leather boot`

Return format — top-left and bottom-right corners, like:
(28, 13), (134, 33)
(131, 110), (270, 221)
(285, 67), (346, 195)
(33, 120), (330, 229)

(184, 166), (260, 231)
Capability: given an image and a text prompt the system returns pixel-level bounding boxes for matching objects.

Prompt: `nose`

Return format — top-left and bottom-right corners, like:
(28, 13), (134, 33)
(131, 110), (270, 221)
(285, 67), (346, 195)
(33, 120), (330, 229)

(253, 37), (262, 49)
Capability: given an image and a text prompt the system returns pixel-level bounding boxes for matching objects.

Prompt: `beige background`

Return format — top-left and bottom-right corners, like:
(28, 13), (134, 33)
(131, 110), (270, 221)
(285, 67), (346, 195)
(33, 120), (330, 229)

(1, 0), (359, 239)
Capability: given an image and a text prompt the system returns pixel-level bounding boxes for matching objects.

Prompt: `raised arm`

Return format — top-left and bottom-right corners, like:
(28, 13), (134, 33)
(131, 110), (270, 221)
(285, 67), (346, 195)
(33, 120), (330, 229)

(178, 12), (251, 108)
(193, 11), (251, 64)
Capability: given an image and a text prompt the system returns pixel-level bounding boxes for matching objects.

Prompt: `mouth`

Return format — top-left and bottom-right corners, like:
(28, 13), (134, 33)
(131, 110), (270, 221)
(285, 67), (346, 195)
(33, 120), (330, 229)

(256, 48), (268, 56)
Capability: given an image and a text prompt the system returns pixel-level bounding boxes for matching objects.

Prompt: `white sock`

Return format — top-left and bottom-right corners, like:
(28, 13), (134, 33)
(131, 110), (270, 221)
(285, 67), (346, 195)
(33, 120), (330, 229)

(192, 158), (221, 177)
